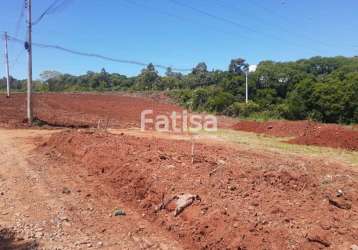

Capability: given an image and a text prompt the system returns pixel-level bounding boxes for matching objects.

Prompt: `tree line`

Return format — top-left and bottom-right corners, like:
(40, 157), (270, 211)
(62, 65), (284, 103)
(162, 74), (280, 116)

(1, 56), (358, 124)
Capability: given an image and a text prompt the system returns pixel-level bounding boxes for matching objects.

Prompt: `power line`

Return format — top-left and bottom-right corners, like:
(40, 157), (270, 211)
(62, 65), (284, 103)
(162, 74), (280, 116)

(121, 0), (189, 23)
(32, 0), (75, 26)
(243, 0), (358, 50)
(32, 0), (61, 25)
(10, 49), (26, 68)
(169, 0), (322, 54)
(120, 0), (254, 42)
(14, 0), (26, 38)
(7, 35), (192, 72)
(170, 0), (260, 35)
(45, 0), (75, 13)
(213, 0), (325, 47)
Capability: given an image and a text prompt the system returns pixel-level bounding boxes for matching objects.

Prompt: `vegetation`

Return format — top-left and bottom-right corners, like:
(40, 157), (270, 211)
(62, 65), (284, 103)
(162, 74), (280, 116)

(1, 56), (358, 124)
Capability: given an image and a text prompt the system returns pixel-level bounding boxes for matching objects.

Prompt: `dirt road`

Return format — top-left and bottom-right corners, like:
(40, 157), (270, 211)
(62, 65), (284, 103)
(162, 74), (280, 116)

(0, 129), (182, 250)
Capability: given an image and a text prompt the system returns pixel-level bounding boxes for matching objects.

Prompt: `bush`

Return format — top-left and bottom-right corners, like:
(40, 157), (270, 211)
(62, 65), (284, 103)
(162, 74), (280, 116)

(273, 103), (290, 118)
(246, 111), (280, 121)
(206, 91), (235, 113)
(169, 89), (193, 109)
(192, 88), (211, 111)
(224, 101), (261, 117)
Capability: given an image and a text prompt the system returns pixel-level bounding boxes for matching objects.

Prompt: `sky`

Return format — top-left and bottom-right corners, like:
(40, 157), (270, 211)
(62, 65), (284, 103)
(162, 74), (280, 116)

(0, 0), (358, 79)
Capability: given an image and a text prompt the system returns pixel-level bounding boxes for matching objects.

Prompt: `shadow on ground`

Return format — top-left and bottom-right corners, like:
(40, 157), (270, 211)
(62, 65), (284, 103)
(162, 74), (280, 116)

(0, 228), (38, 250)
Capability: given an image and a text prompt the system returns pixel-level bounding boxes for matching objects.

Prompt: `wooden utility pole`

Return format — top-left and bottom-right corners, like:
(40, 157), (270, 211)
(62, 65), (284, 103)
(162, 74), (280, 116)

(4, 32), (10, 98)
(26, 0), (33, 124)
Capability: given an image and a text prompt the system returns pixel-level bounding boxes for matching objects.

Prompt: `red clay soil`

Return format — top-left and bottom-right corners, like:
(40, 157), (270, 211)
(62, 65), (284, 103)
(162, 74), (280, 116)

(0, 93), (236, 130)
(233, 120), (358, 151)
(0, 93), (183, 128)
(42, 130), (358, 249)
(2, 93), (357, 150)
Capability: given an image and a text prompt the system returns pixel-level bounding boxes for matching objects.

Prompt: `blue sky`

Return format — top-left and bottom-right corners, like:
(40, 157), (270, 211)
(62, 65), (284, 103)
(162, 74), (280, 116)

(1, 0), (358, 79)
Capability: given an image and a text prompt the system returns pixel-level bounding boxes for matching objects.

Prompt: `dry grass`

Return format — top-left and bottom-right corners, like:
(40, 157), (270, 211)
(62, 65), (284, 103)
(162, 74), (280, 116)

(110, 127), (358, 168)
(200, 129), (358, 167)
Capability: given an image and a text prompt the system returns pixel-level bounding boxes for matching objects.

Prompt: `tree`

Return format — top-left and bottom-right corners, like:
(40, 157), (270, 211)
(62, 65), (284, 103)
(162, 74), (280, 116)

(135, 63), (160, 90)
(166, 67), (174, 77)
(186, 62), (215, 88)
(229, 58), (248, 74)
(206, 91), (235, 113)
(165, 67), (183, 79)
(99, 68), (111, 89)
(192, 62), (208, 75)
(40, 70), (62, 82)
(285, 79), (315, 120)
(6, 55), (358, 124)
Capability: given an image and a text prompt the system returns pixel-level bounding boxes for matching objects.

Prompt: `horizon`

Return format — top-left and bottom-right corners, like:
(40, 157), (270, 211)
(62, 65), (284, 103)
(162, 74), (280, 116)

(1, 0), (358, 79)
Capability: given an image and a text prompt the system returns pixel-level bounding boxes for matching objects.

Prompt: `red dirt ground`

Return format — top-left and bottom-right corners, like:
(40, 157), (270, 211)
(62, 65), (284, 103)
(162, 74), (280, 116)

(1, 93), (357, 150)
(41, 129), (358, 249)
(0, 93), (236, 130)
(233, 120), (358, 151)
(0, 93), (183, 129)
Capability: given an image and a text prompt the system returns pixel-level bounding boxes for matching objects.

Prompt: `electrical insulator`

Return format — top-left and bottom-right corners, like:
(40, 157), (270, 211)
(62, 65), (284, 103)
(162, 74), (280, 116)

(24, 41), (29, 51)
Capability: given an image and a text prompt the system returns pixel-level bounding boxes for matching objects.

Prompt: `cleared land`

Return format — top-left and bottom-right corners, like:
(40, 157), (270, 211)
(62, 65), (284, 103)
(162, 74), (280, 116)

(232, 120), (358, 151)
(0, 93), (184, 129)
(2, 93), (358, 150)
(0, 93), (357, 249)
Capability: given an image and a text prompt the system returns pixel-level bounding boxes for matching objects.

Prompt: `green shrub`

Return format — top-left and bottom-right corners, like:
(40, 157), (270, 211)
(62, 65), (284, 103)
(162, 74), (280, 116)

(169, 89), (193, 109)
(192, 88), (211, 111)
(224, 101), (261, 117)
(273, 103), (290, 118)
(206, 91), (235, 113)
(246, 111), (280, 121)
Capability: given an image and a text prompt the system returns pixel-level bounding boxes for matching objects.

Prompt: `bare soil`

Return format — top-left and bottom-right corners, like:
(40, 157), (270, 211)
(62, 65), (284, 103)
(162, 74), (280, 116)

(0, 129), (182, 249)
(233, 120), (358, 151)
(2, 93), (357, 151)
(40, 129), (358, 249)
(1, 93), (358, 249)
(0, 93), (185, 129)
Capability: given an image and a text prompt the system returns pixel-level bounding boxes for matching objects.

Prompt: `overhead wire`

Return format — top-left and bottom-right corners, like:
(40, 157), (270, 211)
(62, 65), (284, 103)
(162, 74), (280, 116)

(120, 0), (254, 42)
(14, 0), (26, 38)
(7, 35), (192, 72)
(32, 0), (75, 26)
(7, 0), (356, 79)
(213, 0), (330, 48)
(168, 0), (324, 54)
(9, 49), (26, 68)
(244, 0), (358, 50)
(121, 0), (189, 24)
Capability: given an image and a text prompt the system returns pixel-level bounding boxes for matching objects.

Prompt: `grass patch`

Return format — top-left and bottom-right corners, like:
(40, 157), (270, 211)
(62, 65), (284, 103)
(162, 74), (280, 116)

(200, 129), (358, 167)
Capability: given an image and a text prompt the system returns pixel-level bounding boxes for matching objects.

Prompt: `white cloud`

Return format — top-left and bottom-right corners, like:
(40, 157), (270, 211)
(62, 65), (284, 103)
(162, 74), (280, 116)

(249, 64), (257, 72)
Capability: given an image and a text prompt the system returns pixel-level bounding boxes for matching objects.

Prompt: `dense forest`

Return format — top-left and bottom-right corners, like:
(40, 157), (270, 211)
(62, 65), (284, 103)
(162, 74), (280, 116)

(1, 56), (358, 124)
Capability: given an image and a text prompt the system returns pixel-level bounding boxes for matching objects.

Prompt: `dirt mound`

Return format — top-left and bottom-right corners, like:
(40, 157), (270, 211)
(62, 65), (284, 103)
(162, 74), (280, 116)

(233, 120), (358, 151)
(232, 120), (312, 137)
(289, 124), (358, 151)
(43, 130), (358, 249)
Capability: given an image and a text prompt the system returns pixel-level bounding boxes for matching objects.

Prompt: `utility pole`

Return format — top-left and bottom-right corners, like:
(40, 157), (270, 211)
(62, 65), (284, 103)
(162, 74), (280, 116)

(4, 32), (10, 98)
(245, 70), (248, 103)
(26, 0), (33, 124)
